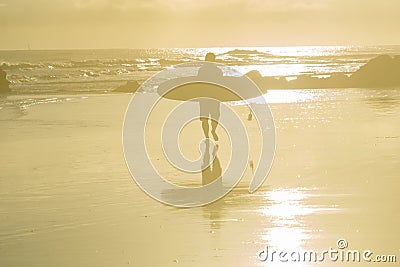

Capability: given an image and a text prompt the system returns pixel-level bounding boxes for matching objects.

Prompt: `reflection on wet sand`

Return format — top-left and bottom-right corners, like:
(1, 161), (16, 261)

(362, 89), (400, 115)
(161, 119), (344, 264)
(160, 139), (224, 206)
(201, 140), (222, 187)
(197, 185), (343, 266)
(258, 188), (342, 265)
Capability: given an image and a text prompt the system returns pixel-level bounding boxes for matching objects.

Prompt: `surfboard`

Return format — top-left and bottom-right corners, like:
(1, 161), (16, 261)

(157, 76), (263, 102)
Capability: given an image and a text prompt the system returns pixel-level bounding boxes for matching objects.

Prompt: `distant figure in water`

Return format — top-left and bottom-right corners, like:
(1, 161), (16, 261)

(198, 53), (222, 141)
(0, 67), (11, 93)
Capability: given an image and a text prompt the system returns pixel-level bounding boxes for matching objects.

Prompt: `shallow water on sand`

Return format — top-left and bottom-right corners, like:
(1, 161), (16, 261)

(0, 89), (399, 266)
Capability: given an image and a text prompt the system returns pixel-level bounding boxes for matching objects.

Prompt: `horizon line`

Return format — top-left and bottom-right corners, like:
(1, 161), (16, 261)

(1, 44), (400, 52)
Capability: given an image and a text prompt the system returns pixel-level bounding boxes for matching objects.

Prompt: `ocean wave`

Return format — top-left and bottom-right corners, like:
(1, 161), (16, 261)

(1, 46), (398, 95)
(1, 58), (188, 71)
(1, 62), (46, 70)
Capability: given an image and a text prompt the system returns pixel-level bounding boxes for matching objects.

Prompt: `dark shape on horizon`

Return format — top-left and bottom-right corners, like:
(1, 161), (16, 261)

(113, 80), (140, 93)
(222, 49), (273, 56)
(0, 67), (11, 93)
(246, 55), (400, 90)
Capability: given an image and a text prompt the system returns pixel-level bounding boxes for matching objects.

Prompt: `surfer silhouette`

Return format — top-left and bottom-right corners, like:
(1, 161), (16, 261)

(198, 53), (222, 141)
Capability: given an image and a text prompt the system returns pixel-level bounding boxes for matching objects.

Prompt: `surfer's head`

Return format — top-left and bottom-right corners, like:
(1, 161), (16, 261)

(205, 52), (216, 62)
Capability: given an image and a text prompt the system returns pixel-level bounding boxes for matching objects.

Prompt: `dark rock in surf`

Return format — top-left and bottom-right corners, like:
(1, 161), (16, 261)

(246, 55), (400, 90)
(350, 55), (400, 87)
(113, 81), (140, 93)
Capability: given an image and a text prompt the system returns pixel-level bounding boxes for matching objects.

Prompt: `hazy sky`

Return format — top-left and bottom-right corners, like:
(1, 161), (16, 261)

(0, 0), (399, 49)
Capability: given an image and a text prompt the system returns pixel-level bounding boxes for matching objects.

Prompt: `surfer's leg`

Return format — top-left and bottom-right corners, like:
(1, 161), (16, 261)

(201, 118), (210, 138)
(200, 101), (211, 139)
(210, 103), (220, 141)
(211, 120), (219, 141)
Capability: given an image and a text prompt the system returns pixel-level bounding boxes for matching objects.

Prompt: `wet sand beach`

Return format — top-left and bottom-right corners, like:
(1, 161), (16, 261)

(0, 90), (399, 266)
